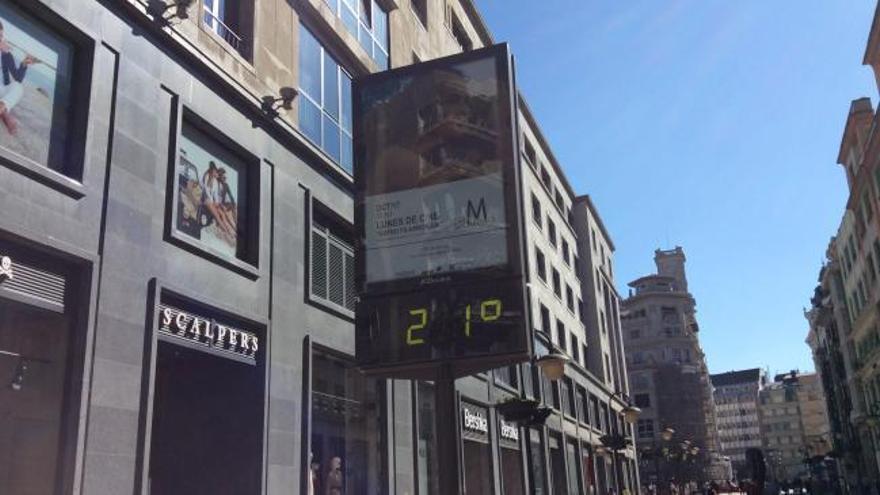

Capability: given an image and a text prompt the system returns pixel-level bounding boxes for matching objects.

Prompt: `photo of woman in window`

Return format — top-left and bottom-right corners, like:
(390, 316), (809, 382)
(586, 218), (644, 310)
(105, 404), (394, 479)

(176, 123), (245, 259)
(0, 4), (73, 170)
(201, 161), (238, 245)
(0, 23), (39, 135)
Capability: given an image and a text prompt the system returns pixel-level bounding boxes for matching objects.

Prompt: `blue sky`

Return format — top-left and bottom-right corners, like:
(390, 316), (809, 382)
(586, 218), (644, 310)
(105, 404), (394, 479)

(476, 1), (878, 375)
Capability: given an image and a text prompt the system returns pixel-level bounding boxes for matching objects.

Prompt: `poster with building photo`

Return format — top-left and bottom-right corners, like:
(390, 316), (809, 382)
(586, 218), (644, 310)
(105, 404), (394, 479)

(0, 3), (73, 170)
(176, 123), (245, 259)
(358, 49), (514, 284)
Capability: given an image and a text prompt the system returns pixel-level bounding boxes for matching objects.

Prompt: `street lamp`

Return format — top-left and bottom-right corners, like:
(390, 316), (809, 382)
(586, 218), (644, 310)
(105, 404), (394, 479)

(622, 404), (642, 425)
(661, 427), (675, 442)
(535, 346), (568, 381)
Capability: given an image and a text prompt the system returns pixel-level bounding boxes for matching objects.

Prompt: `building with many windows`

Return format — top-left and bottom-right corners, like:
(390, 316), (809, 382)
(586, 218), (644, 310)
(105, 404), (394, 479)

(757, 372), (832, 485)
(0, 0), (638, 493)
(804, 4), (880, 491)
(710, 368), (766, 479)
(621, 247), (721, 487)
(806, 266), (872, 491)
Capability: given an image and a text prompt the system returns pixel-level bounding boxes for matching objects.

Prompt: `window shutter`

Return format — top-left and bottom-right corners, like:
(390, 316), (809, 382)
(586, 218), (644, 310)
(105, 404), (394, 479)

(328, 243), (345, 306)
(344, 251), (355, 310)
(312, 229), (328, 299)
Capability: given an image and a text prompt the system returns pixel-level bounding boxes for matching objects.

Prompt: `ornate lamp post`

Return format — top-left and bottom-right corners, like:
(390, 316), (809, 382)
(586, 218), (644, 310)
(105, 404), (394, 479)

(598, 394), (641, 494)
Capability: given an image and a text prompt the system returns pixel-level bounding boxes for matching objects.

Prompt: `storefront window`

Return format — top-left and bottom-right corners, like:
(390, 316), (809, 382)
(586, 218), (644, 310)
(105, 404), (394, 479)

(461, 403), (493, 495)
(149, 301), (265, 494)
(566, 439), (584, 495)
(595, 455), (609, 494)
(548, 433), (567, 495)
(529, 429), (548, 495)
(416, 381), (440, 495)
(0, 283), (75, 493)
(583, 448), (596, 495)
(310, 351), (385, 495)
(498, 419), (524, 495)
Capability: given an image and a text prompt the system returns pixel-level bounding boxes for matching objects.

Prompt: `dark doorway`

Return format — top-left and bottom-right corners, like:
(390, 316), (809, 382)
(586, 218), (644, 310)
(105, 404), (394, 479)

(148, 341), (264, 494)
(0, 297), (72, 494)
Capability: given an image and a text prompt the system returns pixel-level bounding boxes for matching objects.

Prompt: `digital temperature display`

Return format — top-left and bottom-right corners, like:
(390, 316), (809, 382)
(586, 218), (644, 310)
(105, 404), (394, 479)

(356, 280), (528, 377)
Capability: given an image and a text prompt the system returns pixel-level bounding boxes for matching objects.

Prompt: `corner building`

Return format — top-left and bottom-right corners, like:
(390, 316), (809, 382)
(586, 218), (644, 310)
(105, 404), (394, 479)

(0, 0), (636, 493)
(621, 247), (721, 486)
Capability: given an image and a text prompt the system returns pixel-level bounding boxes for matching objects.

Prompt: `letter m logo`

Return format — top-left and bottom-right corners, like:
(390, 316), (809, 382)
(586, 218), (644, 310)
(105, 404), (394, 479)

(466, 198), (487, 221)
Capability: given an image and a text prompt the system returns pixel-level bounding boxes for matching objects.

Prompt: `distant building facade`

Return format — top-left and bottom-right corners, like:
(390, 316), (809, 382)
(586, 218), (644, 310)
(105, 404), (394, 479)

(757, 372), (832, 484)
(711, 368), (766, 478)
(759, 373), (807, 483)
(622, 247), (720, 485)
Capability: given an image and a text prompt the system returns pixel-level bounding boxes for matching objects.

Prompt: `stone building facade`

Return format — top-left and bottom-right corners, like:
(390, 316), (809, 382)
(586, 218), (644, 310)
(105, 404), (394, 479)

(621, 247), (720, 485)
(0, 0), (638, 493)
(757, 372), (832, 484)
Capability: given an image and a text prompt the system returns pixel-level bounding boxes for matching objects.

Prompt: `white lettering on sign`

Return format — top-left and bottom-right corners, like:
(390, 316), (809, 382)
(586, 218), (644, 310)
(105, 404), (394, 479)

(462, 407), (488, 434)
(159, 305), (259, 359)
(0, 256), (12, 281)
(500, 420), (520, 442)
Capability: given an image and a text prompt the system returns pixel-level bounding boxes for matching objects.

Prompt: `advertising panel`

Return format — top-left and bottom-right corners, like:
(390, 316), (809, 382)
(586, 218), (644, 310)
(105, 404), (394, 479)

(354, 44), (530, 378)
(0, 2), (74, 172)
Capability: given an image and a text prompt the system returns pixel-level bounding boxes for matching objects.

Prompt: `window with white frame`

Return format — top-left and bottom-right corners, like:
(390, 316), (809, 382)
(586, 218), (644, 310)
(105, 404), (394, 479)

(202, 0), (252, 57)
(311, 207), (355, 313)
(532, 193), (542, 228)
(299, 25), (354, 172)
(552, 267), (561, 298)
(322, 0), (389, 68)
(536, 247), (547, 282)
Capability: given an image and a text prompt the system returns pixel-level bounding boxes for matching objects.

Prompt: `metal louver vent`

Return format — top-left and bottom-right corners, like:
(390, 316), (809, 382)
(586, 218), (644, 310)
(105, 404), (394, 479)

(328, 243), (344, 306)
(344, 252), (355, 310)
(1, 259), (66, 310)
(311, 230), (327, 299)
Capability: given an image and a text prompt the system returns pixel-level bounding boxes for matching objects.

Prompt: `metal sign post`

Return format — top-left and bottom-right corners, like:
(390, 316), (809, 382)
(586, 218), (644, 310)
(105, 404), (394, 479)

(353, 44), (529, 494)
(435, 364), (462, 495)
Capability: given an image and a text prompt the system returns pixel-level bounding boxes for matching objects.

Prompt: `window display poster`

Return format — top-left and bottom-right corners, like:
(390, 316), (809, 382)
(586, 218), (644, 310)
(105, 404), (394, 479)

(0, 3), (74, 171)
(176, 123), (245, 259)
(358, 46), (514, 285)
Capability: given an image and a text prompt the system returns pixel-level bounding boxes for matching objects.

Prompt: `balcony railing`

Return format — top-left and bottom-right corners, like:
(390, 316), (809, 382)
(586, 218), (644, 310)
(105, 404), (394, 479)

(203, 9), (245, 55)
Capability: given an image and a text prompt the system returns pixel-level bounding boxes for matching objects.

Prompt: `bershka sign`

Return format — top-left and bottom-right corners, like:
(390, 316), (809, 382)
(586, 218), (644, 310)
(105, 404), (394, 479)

(159, 304), (258, 364)
(500, 420), (519, 442)
(462, 406), (488, 434)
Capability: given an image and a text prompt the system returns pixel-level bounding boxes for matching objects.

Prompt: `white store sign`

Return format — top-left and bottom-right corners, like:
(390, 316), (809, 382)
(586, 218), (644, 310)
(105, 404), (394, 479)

(462, 406), (489, 434)
(159, 304), (259, 364)
(500, 420), (519, 442)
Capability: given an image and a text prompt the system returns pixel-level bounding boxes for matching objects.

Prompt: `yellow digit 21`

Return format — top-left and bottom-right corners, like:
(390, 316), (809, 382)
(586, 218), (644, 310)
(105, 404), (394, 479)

(406, 308), (428, 345)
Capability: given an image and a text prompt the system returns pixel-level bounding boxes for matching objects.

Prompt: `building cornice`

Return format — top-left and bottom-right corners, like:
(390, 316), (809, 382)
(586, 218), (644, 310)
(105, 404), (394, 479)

(574, 195), (615, 252)
(864, 1), (880, 66)
(517, 95), (577, 200)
